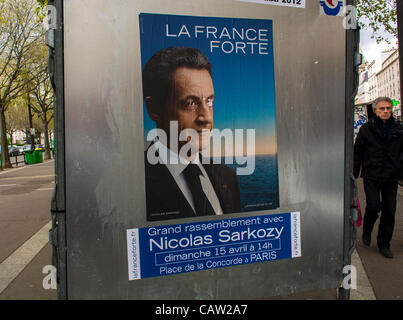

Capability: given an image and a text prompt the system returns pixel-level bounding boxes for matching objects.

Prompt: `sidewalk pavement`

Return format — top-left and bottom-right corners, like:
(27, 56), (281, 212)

(0, 162), (401, 300)
(274, 178), (403, 300)
(0, 160), (57, 300)
(355, 178), (403, 300)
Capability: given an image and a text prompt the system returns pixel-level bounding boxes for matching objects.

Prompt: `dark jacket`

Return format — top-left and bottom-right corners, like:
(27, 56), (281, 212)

(145, 154), (241, 221)
(353, 116), (403, 181)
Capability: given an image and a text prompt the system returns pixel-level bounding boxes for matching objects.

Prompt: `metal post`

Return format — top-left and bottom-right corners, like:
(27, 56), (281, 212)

(339, 0), (360, 300)
(47, 0), (67, 300)
(398, 0), (403, 117)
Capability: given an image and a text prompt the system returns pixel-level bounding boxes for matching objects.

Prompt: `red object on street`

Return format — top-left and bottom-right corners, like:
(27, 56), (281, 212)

(356, 199), (362, 227)
(351, 198), (362, 227)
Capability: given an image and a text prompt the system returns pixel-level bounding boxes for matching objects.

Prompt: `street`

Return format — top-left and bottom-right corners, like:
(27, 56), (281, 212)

(0, 160), (56, 300)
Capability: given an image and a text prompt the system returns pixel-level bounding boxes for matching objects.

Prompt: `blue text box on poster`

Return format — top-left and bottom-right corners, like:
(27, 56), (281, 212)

(127, 212), (301, 280)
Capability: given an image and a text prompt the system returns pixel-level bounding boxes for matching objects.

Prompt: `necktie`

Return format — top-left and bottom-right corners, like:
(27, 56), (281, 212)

(183, 164), (215, 216)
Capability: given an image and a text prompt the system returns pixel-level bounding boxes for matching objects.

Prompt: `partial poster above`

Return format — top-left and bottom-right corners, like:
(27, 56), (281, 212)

(140, 13), (279, 221)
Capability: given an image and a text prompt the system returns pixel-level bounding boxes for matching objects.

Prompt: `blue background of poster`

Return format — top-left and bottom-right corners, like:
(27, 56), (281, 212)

(139, 13), (279, 211)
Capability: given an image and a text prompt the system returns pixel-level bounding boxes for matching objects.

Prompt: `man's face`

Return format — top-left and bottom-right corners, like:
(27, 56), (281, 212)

(375, 100), (393, 122)
(161, 67), (214, 151)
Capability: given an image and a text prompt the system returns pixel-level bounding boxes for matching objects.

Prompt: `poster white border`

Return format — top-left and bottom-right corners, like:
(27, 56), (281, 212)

(234, 0), (306, 9)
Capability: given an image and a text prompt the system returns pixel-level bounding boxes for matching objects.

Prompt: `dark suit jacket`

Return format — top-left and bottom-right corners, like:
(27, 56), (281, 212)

(145, 153), (241, 221)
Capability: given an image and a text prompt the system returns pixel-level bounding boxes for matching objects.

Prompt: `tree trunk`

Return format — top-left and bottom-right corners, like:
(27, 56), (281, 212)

(9, 132), (13, 146)
(9, 129), (16, 146)
(43, 113), (51, 160)
(27, 94), (35, 150)
(0, 109), (12, 169)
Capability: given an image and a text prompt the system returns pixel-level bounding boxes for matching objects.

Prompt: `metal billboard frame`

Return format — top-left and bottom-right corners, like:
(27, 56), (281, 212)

(48, 0), (360, 300)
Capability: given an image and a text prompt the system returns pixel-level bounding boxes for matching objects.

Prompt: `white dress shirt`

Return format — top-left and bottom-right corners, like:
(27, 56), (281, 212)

(150, 140), (223, 215)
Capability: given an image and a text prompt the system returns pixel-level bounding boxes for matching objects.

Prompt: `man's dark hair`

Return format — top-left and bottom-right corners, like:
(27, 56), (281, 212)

(142, 47), (212, 110)
(373, 96), (393, 111)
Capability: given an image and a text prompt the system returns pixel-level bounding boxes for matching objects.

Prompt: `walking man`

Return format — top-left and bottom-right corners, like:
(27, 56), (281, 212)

(354, 97), (403, 258)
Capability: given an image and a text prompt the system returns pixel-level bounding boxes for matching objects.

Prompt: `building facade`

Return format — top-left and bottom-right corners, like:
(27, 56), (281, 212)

(355, 48), (401, 121)
(367, 59), (381, 102)
(377, 49), (399, 99)
(376, 49), (401, 119)
(355, 60), (370, 105)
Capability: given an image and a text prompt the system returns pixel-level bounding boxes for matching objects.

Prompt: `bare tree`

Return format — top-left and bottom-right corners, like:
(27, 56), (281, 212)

(0, 0), (44, 169)
(30, 67), (54, 160)
(5, 99), (27, 145)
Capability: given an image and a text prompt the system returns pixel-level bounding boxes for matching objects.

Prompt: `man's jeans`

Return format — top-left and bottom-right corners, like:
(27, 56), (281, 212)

(363, 179), (398, 249)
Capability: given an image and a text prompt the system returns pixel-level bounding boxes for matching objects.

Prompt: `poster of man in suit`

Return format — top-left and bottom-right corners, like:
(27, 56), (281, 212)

(140, 13), (279, 221)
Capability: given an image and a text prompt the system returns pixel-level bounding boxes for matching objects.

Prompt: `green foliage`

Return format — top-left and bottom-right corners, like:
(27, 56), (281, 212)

(357, 0), (397, 44)
(36, 0), (47, 8)
(35, 0), (48, 22)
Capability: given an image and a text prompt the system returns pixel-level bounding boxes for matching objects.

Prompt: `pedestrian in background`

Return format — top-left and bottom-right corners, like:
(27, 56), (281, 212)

(354, 97), (403, 258)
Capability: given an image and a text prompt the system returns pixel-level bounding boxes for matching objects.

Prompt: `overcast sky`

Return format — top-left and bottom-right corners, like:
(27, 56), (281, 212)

(359, 23), (397, 63)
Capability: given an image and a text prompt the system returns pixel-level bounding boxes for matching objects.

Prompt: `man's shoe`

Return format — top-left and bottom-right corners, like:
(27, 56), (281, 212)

(379, 247), (393, 259)
(362, 233), (371, 246)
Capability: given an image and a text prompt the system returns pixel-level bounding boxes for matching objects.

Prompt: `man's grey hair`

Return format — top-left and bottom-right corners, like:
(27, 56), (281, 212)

(373, 97), (393, 111)
(142, 47), (212, 111)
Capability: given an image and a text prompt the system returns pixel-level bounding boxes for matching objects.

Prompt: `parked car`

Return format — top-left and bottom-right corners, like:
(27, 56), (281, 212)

(22, 145), (33, 154)
(8, 146), (20, 157)
(16, 146), (25, 154)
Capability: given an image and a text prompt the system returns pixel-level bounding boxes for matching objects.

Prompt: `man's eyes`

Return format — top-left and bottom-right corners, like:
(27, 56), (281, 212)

(207, 98), (214, 107)
(185, 99), (198, 109)
(182, 98), (214, 109)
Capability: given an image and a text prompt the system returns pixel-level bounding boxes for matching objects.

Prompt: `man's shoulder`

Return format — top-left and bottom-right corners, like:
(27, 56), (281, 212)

(203, 163), (237, 178)
(360, 120), (372, 130)
(357, 119), (376, 136)
(392, 119), (403, 129)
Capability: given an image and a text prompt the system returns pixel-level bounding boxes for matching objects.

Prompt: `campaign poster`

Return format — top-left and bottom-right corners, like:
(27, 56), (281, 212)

(140, 13), (279, 221)
(127, 212), (301, 280)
